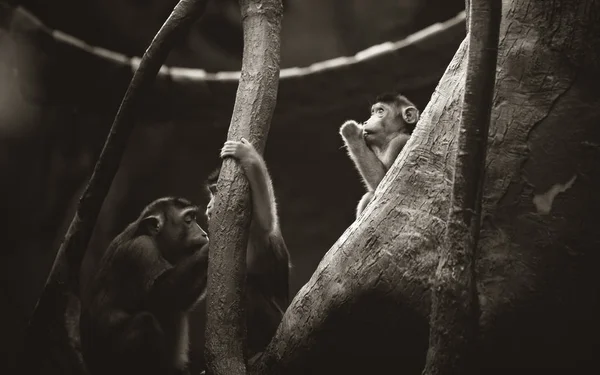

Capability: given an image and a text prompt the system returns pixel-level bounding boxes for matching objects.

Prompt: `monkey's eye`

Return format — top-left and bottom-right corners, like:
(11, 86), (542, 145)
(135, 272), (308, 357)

(184, 212), (196, 224)
(371, 107), (384, 116)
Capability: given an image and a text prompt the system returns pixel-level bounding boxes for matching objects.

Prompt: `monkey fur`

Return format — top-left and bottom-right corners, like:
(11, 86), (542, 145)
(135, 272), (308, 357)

(340, 92), (420, 217)
(80, 197), (209, 375)
(207, 138), (291, 358)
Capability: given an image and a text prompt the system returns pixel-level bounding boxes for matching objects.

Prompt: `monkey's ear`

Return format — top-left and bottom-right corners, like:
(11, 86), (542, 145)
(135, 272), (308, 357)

(140, 214), (163, 236)
(402, 106), (420, 125)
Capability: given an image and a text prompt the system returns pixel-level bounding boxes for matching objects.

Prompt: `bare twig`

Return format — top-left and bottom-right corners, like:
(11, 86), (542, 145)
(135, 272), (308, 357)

(204, 1), (283, 374)
(465, 0), (471, 32)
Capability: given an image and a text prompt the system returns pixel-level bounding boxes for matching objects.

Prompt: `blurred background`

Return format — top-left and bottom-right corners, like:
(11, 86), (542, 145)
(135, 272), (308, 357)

(0, 0), (465, 372)
(10, 0), (463, 70)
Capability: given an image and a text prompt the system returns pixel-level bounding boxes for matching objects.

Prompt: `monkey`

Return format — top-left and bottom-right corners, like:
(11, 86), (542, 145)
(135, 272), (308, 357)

(340, 92), (420, 218)
(79, 197), (210, 375)
(206, 138), (291, 359)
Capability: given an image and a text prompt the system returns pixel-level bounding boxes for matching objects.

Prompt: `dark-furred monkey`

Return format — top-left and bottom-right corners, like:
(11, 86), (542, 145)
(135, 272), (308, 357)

(80, 197), (209, 375)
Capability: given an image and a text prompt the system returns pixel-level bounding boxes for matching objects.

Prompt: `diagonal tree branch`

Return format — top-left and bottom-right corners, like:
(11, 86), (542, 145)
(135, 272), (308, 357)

(204, 1), (283, 374)
(422, 0), (502, 374)
(19, 1), (209, 373)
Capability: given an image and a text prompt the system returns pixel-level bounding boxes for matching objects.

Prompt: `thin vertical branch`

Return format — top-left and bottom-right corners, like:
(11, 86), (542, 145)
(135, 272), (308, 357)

(423, 0), (502, 375)
(465, 0), (471, 32)
(20, 1), (209, 373)
(204, 1), (283, 375)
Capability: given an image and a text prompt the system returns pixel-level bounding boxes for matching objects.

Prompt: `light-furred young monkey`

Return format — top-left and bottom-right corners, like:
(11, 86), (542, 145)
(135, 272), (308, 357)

(79, 197), (209, 375)
(340, 92), (420, 217)
(206, 138), (291, 358)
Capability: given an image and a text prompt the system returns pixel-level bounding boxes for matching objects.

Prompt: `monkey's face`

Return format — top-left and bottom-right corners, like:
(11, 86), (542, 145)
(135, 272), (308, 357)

(205, 184), (217, 222)
(205, 196), (214, 222)
(158, 206), (209, 263)
(179, 207), (209, 249)
(362, 102), (402, 147)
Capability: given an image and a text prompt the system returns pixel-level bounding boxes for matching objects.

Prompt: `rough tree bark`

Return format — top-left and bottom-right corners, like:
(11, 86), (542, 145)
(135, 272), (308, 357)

(250, 0), (600, 374)
(423, 0), (501, 374)
(17, 1), (209, 374)
(1, 5), (464, 373)
(204, 1), (283, 374)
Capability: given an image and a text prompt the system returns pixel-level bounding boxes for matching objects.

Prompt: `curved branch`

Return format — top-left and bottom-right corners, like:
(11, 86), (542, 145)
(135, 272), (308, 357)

(204, 1), (283, 374)
(20, 0), (209, 372)
(71, 0), (210, 292)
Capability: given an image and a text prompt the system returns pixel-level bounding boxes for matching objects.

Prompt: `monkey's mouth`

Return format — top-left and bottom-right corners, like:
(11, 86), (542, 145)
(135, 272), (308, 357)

(191, 236), (209, 249)
(362, 130), (374, 138)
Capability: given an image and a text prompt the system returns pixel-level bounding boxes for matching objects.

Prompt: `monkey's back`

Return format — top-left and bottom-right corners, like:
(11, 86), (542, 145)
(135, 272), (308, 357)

(244, 231), (291, 356)
(245, 275), (286, 356)
(79, 231), (171, 375)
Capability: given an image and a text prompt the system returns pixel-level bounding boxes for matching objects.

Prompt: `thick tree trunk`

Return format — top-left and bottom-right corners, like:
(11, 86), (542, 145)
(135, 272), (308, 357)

(3, 0), (599, 373)
(423, 0), (501, 374)
(251, 0), (600, 374)
(204, 1), (283, 374)
(17, 1), (209, 374)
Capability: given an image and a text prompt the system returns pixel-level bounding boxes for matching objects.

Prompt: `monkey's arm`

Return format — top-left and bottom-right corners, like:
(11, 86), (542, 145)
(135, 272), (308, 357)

(244, 155), (278, 235)
(381, 133), (410, 169)
(345, 140), (387, 190)
(340, 121), (387, 191)
(221, 139), (278, 235)
(146, 244), (209, 312)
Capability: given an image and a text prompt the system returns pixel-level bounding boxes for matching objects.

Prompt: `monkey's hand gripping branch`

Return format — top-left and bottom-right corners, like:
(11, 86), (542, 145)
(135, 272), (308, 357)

(204, 1), (283, 375)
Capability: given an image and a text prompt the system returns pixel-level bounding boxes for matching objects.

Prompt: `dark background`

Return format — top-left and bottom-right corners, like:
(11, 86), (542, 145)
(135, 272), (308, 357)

(0, 0), (465, 372)
(9, 0), (464, 70)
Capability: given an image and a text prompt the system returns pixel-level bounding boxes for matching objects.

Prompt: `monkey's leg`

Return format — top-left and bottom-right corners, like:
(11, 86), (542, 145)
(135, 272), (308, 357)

(119, 312), (163, 349)
(98, 311), (168, 375)
(356, 191), (373, 217)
